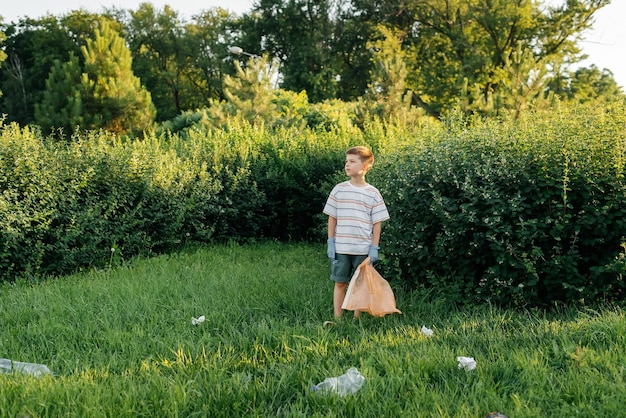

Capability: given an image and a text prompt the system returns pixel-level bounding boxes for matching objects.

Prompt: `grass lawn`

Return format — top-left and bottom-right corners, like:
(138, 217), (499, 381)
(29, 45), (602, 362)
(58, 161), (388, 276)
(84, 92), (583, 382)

(1, 242), (624, 417)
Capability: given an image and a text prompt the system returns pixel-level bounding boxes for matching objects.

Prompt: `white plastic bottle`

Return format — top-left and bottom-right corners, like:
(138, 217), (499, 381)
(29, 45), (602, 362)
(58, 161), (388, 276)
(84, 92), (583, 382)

(0, 358), (52, 377)
(311, 367), (365, 396)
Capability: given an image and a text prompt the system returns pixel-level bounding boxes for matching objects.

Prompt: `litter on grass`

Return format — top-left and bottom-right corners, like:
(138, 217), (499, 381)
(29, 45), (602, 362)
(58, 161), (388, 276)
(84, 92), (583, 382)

(0, 358), (53, 377)
(457, 356), (477, 371)
(485, 412), (508, 418)
(311, 367), (365, 396)
(191, 315), (206, 325)
(421, 325), (434, 337)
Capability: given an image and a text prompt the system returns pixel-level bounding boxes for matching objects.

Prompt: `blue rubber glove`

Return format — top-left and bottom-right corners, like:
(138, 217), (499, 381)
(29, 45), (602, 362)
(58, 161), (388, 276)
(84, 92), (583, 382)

(368, 245), (379, 263)
(327, 238), (336, 260)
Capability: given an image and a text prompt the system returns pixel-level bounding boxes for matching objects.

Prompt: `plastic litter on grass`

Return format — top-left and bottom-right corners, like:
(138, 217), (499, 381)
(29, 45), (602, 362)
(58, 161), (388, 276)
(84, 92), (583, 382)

(0, 358), (53, 377)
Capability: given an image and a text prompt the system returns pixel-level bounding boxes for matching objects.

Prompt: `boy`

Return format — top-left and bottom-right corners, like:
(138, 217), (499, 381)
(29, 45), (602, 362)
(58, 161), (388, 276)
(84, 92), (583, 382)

(323, 146), (390, 319)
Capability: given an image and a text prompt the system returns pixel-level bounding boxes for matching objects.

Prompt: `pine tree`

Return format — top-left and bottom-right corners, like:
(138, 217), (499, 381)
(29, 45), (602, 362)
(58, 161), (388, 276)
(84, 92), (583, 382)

(208, 55), (276, 126)
(78, 19), (155, 135)
(34, 53), (82, 136)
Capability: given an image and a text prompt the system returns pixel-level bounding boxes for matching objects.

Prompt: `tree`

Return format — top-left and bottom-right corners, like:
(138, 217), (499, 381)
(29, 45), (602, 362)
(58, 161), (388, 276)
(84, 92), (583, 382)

(35, 18), (155, 136)
(0, 16), (82, 124)
(241, 0), (339, 103)
(461, 42), (552, 118)
(343, 0), (611, 116)
(0, 11), (113, 125)
(76, 19), (155, 135)
(185, 9), (239, 105)
(567, 65), (623, 103)
(125, 4), (192, 122)
(34, 53), (83, 135)
(124, 4), (237, 122)
(356, 25), (424, 125)
(207, 54), (286, 127)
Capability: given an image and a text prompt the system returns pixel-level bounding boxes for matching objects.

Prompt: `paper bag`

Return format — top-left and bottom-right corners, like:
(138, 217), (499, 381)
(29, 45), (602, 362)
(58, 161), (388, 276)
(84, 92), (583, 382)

(341, 257), (402, 317)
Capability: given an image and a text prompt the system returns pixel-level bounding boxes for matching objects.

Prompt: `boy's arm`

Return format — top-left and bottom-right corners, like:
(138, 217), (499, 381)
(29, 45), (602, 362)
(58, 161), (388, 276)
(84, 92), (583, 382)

(327, 216), (337, 260)
(328, 216), (337, 238)
(372, 221), (382, 246)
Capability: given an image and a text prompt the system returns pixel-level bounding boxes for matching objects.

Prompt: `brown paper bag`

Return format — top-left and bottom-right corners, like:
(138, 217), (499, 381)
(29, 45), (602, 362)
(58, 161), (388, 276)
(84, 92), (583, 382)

(341, 257), (402, 317)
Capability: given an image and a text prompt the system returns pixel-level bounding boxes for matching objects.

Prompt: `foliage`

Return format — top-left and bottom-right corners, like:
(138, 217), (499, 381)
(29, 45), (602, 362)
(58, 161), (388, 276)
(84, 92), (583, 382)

(0, 25), (6, 97)
(2, 1), (623, 129)
(14, 16), (155, 137)
(124, 4), (189, 122)
(77, 19), (156, 135)
(566, 65), (624, 104)
(0, 117), (364, 280)
(378, 102), (626, 306)
(34, 53), (83, 136)
(461, 42), (555, 119)
(124, 4), (237, 122)
(341, 0), (613, 117)
(0, 121), (256, 280)
(354, 25), (426, 126)
(187, 55), (357, 132)
(0, 12), (109, 125)
(208, 54), (281, 127)
(2, 99), (626, 307)
(243, 0), (339, 103)
(0, 243), (625, 416)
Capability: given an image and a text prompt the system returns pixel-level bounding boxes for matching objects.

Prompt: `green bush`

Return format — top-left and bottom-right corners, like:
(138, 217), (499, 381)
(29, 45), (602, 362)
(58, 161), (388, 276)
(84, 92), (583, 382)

(378, 103), (626, 306)
(0, 124), (56, 279)
(0, 125), (237, 280)
(250, 127), (356, 241)
(2, 102), (626, 307)
(0, 119), (379, 280)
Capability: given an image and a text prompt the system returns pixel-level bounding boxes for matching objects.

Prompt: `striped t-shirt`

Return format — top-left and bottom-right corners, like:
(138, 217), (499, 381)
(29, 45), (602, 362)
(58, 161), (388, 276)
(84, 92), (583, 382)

(323, 181), (390, 255)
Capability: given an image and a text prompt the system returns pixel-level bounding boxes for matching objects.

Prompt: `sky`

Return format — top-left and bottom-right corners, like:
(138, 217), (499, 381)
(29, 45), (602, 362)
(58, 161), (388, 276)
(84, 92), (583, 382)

(2, 0), (624, 90)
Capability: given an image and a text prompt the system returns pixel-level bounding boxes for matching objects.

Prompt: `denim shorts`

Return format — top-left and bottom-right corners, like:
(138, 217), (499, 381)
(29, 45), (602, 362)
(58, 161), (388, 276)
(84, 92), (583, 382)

(330, 253), (367, 283)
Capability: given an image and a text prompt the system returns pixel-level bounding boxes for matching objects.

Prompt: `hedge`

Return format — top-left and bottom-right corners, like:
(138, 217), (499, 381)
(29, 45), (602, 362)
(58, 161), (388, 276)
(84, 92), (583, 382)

(1, 101), (625, 306)
(376, 102), (626, 306)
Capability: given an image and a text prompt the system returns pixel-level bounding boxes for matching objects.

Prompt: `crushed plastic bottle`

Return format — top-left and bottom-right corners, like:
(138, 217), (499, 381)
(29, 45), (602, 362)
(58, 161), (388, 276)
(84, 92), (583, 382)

(457, 356), (477, 371)
(421, 325), (434, 337)
(191, 315), (206, 325)
(485, 412), (508, 418)
(311, 367), (365, 396)
(0, 358), (53, 377)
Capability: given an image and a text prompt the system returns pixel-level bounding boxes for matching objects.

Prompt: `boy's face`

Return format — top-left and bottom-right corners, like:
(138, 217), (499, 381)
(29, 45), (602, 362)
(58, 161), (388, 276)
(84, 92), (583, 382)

(345, 153), (369, 178)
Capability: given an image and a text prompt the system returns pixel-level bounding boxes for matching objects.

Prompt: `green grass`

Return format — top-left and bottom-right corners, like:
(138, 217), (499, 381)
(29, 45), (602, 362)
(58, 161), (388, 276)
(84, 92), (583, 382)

(1, 242), (625, 417)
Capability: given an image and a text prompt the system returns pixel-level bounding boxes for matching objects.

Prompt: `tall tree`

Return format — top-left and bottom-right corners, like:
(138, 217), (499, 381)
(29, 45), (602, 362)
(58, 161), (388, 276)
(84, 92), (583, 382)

(356, 25), (419, 124)
(125, 4), (236, 122)
(567, 65), (623, 103)
(77, 19), (155, 135)
(208, 54), (277, 125)
(342, 0), (612, 116)
(34, 53), (83, 136)
(125, 4), (190, 122)
(0, 16), (81, 124)
(0, 11), (112, 125)
(241, 0), (339, 103)
(186, 9), (239, 105)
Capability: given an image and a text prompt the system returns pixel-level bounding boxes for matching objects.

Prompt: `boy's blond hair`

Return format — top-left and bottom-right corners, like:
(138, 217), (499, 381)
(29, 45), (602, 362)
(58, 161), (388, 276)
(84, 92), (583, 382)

(346, 146), (374, 168)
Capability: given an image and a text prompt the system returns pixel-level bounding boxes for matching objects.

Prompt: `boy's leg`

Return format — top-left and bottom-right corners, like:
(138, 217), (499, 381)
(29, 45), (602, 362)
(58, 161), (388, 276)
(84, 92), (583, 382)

(330, 254), (366, 319)
(333, 281), (348, 318)
(331, 254), (351, 319)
